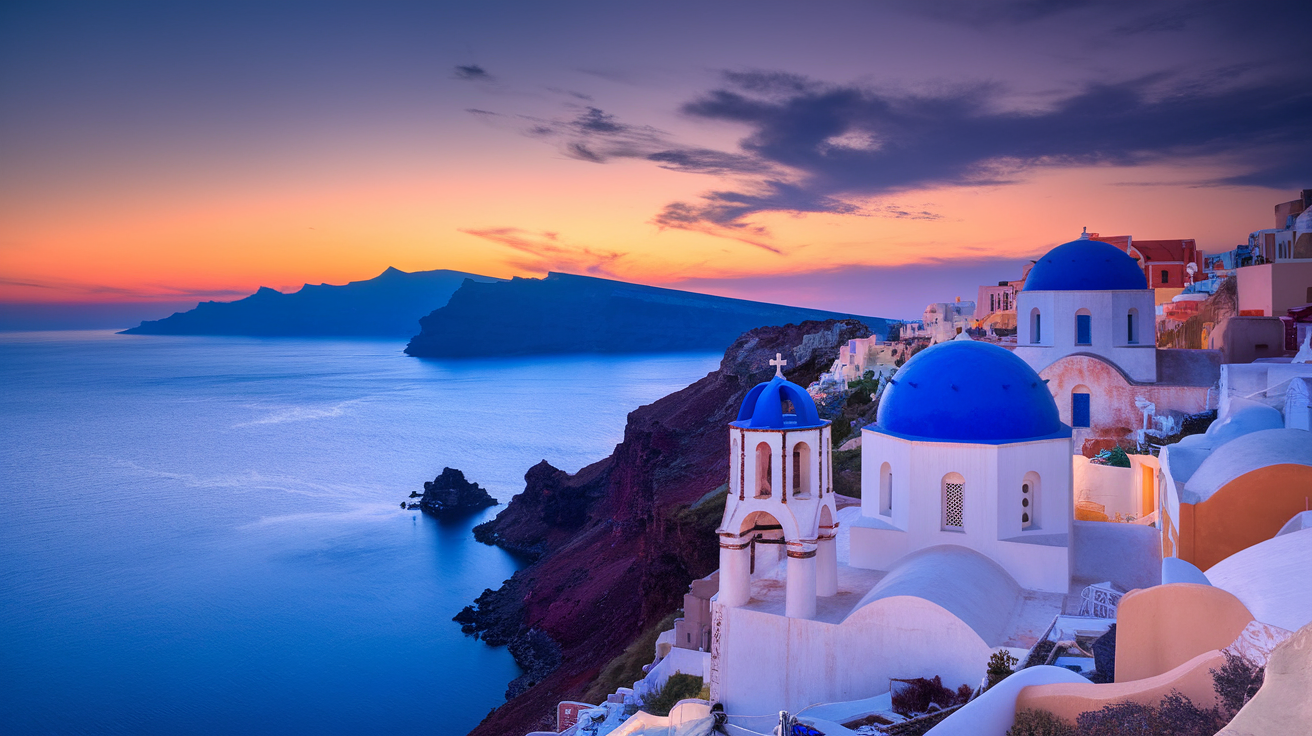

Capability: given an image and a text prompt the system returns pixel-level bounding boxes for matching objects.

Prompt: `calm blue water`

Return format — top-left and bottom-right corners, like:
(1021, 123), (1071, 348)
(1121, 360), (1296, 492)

(0, 331), (719, 735)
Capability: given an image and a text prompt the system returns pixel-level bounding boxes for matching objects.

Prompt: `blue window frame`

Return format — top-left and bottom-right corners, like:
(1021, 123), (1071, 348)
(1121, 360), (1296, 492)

(1072, 393), (1091, 427)
(1076, 314), (1092, 345)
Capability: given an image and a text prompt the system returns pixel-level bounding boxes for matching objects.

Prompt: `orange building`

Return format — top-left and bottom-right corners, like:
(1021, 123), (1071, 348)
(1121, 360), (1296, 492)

(1090, 233), (1205, 296)
(1159, 425), (1312, 571)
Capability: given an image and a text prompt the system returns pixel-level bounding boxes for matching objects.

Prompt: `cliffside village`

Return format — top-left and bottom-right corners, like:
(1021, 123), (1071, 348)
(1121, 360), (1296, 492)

(530, 191), (1312, 736)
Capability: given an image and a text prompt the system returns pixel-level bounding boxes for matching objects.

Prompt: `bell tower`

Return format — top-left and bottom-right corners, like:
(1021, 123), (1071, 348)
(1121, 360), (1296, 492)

(717, 354), (838, 619)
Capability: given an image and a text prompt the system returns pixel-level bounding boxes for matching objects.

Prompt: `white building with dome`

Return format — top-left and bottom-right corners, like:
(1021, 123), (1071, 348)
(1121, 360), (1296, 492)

(709, 341), (1076, 717)
(853, 339), (1074, 594)
(1013, 230), (1159, 383)
(1011, 231), (1219, 456)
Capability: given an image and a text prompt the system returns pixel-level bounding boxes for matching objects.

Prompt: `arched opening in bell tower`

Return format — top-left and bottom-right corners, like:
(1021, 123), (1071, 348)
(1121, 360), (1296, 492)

(739, 510), (785, 576)
(791, 441), (812, 498)
(754, 441), (773, 498)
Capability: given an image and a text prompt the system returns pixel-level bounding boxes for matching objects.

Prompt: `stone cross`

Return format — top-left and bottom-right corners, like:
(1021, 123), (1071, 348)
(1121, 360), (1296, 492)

(770, 353), (787, 378)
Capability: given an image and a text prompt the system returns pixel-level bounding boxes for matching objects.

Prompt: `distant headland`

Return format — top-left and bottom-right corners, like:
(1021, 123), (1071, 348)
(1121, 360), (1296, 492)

(404, 272), (895, 358)
(120, 267), (500, 337)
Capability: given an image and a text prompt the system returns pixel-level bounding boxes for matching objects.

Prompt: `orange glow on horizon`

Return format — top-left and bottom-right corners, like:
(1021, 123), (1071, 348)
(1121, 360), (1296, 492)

(0, 150), (1286, 307)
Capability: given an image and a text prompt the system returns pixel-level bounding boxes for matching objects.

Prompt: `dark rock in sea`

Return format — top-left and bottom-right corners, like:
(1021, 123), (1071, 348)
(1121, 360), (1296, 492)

(404, 271), (893, 358)
(459, 318), (870, 736)
(504, 629), (564, 700)
(418, 467), (498, 516)
(121, 267), (499, 337)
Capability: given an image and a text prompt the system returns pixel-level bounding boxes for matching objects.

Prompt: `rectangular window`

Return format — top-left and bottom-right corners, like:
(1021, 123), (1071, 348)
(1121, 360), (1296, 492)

(1076, 314), (1092, 345)
(1161, 269), (1169, 284)
(944, 483), (963, 529)
(1072, 393), (1091, 428)
(1127, 314), (1136, 344)
(1032, 313), (1041, 344)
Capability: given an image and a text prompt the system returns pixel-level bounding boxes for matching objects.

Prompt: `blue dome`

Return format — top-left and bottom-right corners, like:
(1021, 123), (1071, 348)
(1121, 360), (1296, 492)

(1024, 236), (1148, 291)
(733, 375), (826, 430)
(875, 341), (1068, 443)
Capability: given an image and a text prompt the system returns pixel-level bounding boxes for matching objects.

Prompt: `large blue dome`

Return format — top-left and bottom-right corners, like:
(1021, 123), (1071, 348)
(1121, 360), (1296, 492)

(1023, 235), (1148, 291)
(874, 341), (1068, 443)
(733, 375), (826, 430)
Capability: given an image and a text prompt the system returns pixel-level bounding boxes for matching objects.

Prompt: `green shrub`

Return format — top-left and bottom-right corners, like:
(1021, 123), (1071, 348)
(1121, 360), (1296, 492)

(1089, 446), (1131, 467)
(831, 418), (852, 446)
(1074, 692), (1225, 736)
(890, 676), (970, 716)
(987, 649), (1020, 689)
(581, 612), (678, 704)
(639, 672), (704, 717)
(1210, 651), (1264, 716)
(1007, 709), (1075, 736)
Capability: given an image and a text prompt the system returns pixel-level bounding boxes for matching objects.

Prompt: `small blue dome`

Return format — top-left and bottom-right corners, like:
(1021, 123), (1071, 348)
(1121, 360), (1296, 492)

(733, 375), (826, 430)
(875, 341), (1068, 443)
(1024, 236), (1148, 291)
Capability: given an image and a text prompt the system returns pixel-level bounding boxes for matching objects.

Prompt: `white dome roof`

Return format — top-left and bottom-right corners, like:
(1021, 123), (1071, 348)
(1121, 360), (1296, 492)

(1183, 428), (1312, 503)
(1205, 402), (1284, 447)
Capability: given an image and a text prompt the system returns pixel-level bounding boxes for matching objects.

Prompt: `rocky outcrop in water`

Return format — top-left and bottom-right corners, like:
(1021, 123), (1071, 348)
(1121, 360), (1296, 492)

(457, 319), (870, 736)
(418, 467), (498, 516)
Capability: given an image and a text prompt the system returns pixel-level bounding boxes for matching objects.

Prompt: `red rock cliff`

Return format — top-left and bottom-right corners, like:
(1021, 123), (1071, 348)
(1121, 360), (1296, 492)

(458, 320), (870, 736)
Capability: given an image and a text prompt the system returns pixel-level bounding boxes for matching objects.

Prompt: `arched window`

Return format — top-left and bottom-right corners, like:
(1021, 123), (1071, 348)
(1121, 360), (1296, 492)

(755, 441), (772, 498)
(1075, 308), (1092, 346)
(1022, 472), (1040, 530)
(1127, 309), (1139, 344)
(1030, 308), (1042, 344)
(732, 436), (740, 498)
(879, 462), (892, 516)
(942, 473), (964, 531)
(1072, 385), (1091, 428)
(791, 442), (812, 497)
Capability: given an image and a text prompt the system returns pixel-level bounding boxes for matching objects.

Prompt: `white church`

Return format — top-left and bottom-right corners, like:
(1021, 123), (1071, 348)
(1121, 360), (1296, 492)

(709, 336), (1076, 716)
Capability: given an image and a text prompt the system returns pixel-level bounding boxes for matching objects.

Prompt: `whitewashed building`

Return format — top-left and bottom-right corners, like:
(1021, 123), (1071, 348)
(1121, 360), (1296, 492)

(709, 342), (1074, 717)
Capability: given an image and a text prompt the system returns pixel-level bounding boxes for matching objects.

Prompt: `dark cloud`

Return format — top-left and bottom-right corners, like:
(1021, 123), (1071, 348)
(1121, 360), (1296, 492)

(647, 69), (1311, 231)
(453, 64), (492, 81)
(524, 105), (669, 164)
(645, 148), (772, 176)
(573, 107), (625, 134)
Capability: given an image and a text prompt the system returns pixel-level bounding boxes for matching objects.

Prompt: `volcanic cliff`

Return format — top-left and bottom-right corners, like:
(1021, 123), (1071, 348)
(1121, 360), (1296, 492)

(458, 319), (871, 736)
(122, 267), (498, 336)
(404, 272), (889, 357)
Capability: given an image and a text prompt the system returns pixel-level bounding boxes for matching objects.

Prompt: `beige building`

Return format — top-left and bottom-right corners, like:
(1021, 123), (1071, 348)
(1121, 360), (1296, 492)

(1236, 260), (1312, 318)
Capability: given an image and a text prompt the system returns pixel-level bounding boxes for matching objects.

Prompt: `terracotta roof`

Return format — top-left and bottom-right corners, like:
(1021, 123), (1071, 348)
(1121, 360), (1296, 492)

(1133, 239), (1195, 262)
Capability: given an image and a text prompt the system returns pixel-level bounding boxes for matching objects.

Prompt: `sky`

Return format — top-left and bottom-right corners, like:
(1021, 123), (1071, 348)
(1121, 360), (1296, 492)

(1, 0), (1309, 325)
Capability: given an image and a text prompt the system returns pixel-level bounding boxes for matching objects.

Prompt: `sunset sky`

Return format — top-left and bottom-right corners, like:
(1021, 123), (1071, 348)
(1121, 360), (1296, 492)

(2, 0), (1309, 325)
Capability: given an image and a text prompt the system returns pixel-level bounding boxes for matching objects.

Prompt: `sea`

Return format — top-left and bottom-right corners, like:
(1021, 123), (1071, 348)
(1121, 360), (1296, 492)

(0, 331), (721, 735)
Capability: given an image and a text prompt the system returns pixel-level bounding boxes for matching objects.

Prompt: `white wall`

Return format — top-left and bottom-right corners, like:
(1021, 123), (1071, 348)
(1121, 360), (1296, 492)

(1014, 289), (1158, 382)
(715, 597), (992, 718)
(1072, 457), (1138, 520)
(636, 647), (711, 699)
(855, 430), (1073, 593)
(1219, 363), (1312, 421)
